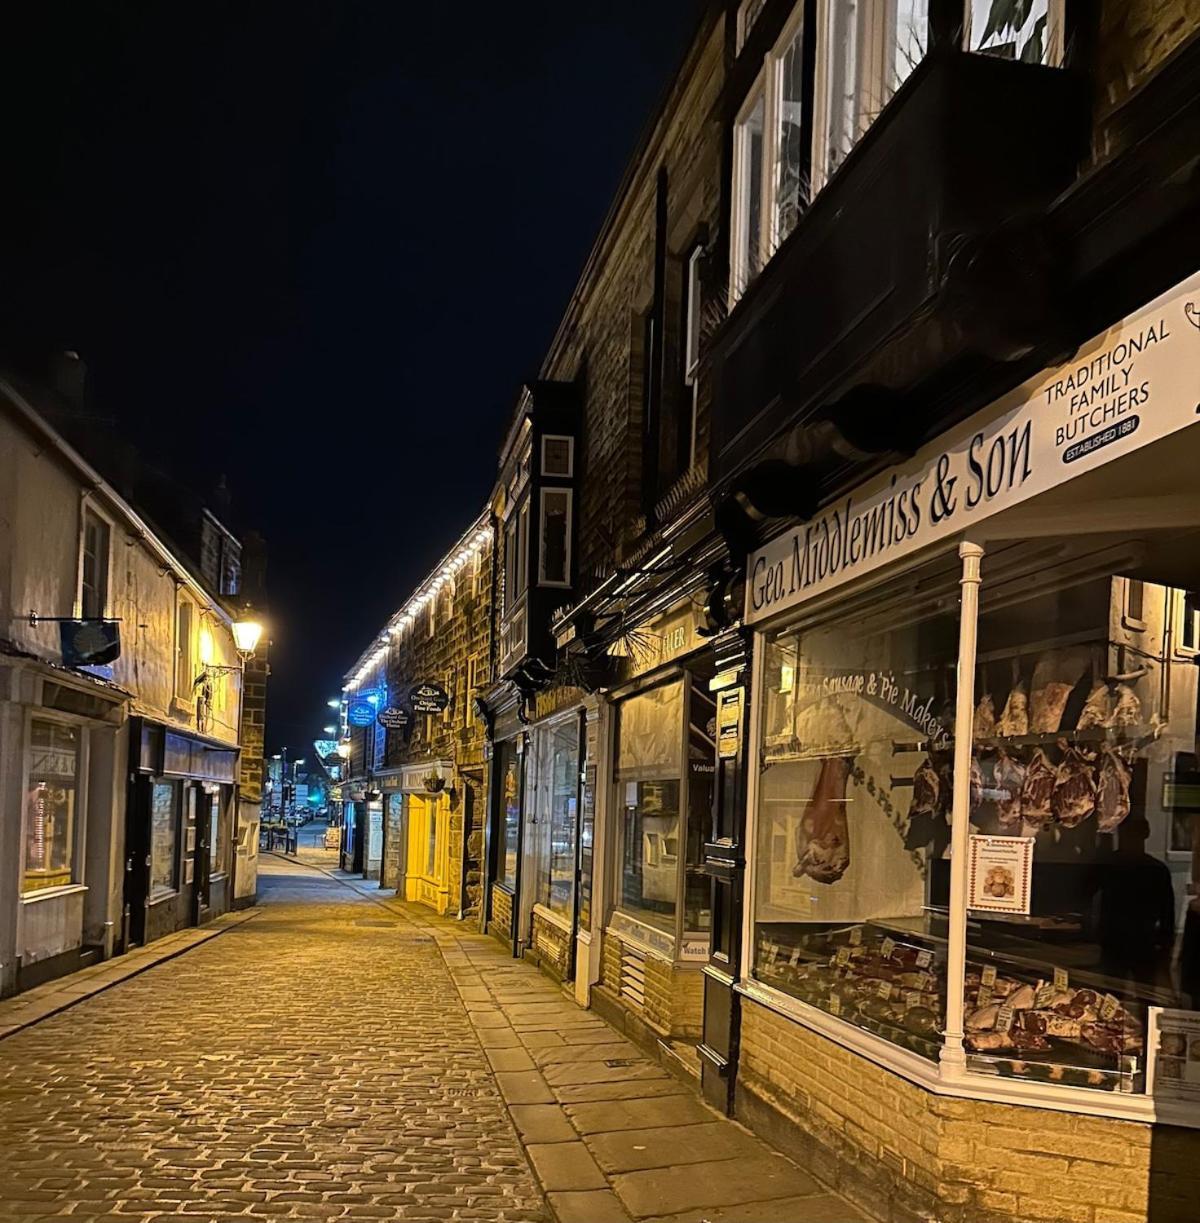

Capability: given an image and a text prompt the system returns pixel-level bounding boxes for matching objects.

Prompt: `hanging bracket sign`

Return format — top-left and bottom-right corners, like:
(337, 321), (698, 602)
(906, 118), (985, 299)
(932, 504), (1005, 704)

(408, 682), (449, 714)
(346, 699), (376, 727)
(377, 706), (411, 730)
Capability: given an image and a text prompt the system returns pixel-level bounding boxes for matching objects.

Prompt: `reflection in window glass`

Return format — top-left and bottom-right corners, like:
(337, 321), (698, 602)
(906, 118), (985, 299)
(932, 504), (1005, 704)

(23, 720), (79, 893)
(426, 800), (438, 876)
(500, 740), (522, 889)
(734, 90), (765, 295)
(209, 790), (223, 872)
(615, 682), (683, 933)
(151, 781), (179, 897)
(753, 561), (961, 1060)
(963, 566), (1193, 1092)
(543, 720), (580, 916)
(540, 490), (571, 586)
(685, 684), (716, 936)
(890, 0), (929, 94)
(969, 0), (1056, 65)
(775, 21), (806, 249)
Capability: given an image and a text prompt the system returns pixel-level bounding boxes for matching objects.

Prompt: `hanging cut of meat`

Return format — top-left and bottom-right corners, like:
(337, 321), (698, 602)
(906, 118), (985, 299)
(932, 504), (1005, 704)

(794, 756), (852, 885)
(1031, 682), (1075, 734)
(904, 757), (938, 850)
(973, 694), (996, 740)
(1052, 748), (1097, 828)
(1021, 749), (1056, 826)
(994, 753), (1025, 828)
(996, 682), (1029, 738)
(1078, 682), (1143, 731)
(1111, 684), (1141, 729)
(970, 757), (985, 817)
(1096, 748), (1133, 832)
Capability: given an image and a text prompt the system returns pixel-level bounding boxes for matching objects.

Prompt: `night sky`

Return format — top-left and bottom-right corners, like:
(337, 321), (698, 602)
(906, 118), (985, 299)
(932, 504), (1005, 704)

(2, 1), (702, 757)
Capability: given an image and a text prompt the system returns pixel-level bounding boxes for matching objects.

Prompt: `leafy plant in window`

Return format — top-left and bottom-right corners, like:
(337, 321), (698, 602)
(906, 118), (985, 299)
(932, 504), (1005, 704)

(974, 0), (1052, 65)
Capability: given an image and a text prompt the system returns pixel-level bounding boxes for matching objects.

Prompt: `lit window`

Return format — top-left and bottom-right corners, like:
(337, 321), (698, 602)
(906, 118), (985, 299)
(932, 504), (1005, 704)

(23, 720), (80, 893)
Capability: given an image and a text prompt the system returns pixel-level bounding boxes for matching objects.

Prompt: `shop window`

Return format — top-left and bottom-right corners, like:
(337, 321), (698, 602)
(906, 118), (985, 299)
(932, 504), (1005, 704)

(614, 681), (684, 934)
(542, 719), (580, 917)
(80, 509), (110, 620)
(966, 0), (1064, 66)
(541, 435), (574, 478)
(23, 719), (80, 893)
(175, 600), (194, 697)
(208, 788), (224, 873)
(538, 489), (572, 588)
(500, 740), (523, 889)
(150, 780), (180, 897)
(752, 561), (959, 1059)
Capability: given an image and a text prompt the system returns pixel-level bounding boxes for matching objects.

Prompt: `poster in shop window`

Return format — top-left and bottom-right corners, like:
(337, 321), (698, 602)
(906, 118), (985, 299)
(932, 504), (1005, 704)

(967, 834), (1034, 914)
(1146, 1008), (1200, 1103)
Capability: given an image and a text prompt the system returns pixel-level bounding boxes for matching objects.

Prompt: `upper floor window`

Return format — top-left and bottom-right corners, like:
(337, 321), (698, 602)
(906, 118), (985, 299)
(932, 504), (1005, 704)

(682, 245), (704, 470)
(80, 509), (110, 620)
(966, 0), (1063, 66)
(736, 0), (768, 53)
(539, 489), (572, 588)
(541, 436), (574, 478)
(503, 500), (531, 613)
(175, 598), (194, 697)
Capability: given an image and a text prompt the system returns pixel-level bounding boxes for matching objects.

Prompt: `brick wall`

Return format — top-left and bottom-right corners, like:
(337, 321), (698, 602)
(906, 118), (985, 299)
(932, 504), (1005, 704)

(530, 909), (573, 981)
(238, 650), (268, 803)
(489, 885), (513, 947)
(737, 998), (1200, 1223)
(599, 930), (705, 1040)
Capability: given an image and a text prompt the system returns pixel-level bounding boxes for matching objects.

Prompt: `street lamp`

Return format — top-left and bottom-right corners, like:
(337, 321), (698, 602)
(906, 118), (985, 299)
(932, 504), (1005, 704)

(327, 697), (341, 709)
(323, 724), (336, 734)
(231, 618), (264, 660)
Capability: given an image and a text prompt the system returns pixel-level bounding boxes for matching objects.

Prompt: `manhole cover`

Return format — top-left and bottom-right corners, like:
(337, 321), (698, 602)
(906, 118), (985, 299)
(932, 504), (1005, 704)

(604, 1059), (640, 1068)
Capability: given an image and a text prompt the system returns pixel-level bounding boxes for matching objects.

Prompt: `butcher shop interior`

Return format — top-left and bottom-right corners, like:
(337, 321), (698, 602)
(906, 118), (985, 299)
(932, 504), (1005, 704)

(747, 427), (1200, 1101)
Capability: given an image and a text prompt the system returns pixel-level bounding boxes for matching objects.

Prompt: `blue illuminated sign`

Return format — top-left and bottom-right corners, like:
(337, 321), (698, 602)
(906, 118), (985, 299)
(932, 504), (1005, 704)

(346, 699), (376, 727)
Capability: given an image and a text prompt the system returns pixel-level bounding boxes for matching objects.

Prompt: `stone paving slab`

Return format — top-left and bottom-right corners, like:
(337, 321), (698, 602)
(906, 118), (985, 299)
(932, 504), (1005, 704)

(587, 1121), (766, 1173)
(613, 1154), (821, 1218)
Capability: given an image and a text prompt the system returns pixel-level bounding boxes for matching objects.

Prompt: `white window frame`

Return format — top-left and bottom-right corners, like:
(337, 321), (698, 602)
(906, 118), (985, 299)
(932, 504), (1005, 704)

(538, 488), (573, 589)
(735, 0), (768, 54)
(541, 435), (575, 478)
(20, 710), (89, 899)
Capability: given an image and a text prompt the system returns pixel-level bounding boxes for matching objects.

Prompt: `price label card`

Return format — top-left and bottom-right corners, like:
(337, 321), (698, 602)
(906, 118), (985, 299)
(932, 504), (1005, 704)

(976, 985), (994, 1007)
(877, 980), (894, 1000)
(1035, 981), (1058, 1008)
(981, 965), (998, 987)
(996, 1003), (1015, 1033)
(849, 927), (863, 947)
(916, 950), (933, 969)
(835, 947), (852, 966)
(1100, 993), (1121, 1022)
(880, 937), (896, 960)
(1053, 966), (1069, 992)
(828, 995), (842, 1017)
(905, 991), (923, 1009)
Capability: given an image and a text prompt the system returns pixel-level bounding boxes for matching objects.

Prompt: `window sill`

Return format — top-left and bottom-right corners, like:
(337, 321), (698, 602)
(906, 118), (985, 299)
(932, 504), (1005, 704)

(148, 889), (180, 906)
(736, 977), (1183, 1127)
(21, 883), (87, 904)
(532, 902), (572, 933)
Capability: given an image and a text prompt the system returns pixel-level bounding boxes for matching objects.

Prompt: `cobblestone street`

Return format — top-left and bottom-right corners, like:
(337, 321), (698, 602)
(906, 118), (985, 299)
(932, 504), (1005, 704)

(0, 859), (548, 1223)
(0, 855), (865, 1223)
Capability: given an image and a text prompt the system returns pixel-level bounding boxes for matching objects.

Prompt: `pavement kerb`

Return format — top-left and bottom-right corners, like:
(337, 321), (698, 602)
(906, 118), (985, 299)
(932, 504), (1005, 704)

(0, 905), (261, 1042)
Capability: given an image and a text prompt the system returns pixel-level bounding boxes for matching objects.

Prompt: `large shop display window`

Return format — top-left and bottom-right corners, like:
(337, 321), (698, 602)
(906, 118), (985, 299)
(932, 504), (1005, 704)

(499, 739), (523, 890)
(752, 534), (1200, 1098)
(151, 780), (180, 898)
(753, 557), (960, 1058)
(541, 719), (580, 916)
(614, 676), (714, 953)
(23, 719), (81, 893)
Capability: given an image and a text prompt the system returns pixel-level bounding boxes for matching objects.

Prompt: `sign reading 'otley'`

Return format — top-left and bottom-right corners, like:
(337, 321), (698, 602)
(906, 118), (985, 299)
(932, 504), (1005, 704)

(746, 268), (1200, 625)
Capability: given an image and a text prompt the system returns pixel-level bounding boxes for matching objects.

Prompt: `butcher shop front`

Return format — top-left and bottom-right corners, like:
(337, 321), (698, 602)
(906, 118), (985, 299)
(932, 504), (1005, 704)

(736, 269), (1200, 1221)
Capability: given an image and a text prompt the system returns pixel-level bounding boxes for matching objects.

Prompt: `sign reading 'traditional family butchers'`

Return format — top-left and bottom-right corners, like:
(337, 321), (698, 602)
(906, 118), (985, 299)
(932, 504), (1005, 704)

(745, 267), (1200, 625)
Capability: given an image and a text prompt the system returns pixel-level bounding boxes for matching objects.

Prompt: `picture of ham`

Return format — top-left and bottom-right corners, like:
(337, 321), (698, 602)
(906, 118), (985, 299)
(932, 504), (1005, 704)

(1052, 747), (1097, 828)
(996, 681), (1029, 737)
(994, 753), (1025, 828)
(1020, 750), (1056, 826)
(793, 756), (852, 885)
(1096, 748), (1132, 832)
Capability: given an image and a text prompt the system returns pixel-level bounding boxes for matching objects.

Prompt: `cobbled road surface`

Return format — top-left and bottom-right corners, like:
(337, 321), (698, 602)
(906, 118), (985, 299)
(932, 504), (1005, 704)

(0, 858), (549, 1222)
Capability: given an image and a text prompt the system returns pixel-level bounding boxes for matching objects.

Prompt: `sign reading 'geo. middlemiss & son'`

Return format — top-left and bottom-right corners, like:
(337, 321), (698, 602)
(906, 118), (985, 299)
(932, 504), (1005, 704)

(745, 267), (1200, 626)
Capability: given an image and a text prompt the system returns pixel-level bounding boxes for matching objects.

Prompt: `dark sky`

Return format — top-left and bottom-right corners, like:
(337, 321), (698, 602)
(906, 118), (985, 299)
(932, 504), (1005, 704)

(2, 1), (703, 757)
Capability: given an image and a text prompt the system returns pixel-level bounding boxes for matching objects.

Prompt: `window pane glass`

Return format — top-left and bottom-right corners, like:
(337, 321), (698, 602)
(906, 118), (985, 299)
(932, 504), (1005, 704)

(544, 721), (580, 916)
(500, 741), (522, 889)
(753, 560), (963, 1061)
(23, 720), (79, 892)
(963, 559), (1195, 1093)
(151, 781), (179, 897)
(889, 0), (929, 94)
(822, 0), (861, 179)
(969, 0), (1054, 65)
(775, 23), (806, 249)
(615, 682), (684, 932)
(735, 91), (765, 295)
(579, 760), (597, 930)
(685, 683), (716, 937)
(82, 513), (108, 620)
(427, 801), (438, 876)
(540, 491), (570, 585)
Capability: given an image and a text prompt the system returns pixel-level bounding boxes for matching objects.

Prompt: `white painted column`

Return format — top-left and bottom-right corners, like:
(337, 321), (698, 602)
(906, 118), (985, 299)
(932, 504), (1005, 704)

(940, 539), (984, 1077)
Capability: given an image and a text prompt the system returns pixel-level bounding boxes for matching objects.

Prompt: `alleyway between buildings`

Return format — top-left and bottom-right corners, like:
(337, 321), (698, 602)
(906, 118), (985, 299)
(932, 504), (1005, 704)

(0, 853), (866, 1223)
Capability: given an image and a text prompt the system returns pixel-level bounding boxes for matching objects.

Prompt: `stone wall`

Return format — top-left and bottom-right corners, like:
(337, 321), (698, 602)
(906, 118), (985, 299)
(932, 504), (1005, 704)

(599, 930), (705, 1041)
(529, 908), (572, 981)
(489, 885), (513, 948)
(737, 997), (1200, 1223)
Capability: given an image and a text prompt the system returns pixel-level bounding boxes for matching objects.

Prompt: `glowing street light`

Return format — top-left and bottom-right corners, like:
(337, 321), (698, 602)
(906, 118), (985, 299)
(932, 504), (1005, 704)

(231, 618), (264, 659)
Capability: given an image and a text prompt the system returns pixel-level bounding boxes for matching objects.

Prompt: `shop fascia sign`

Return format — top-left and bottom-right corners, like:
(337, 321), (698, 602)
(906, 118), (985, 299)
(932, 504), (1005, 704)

(406, 681), (449, 714)
(346, 699), (376, 727)
(746, 267), (1200, 626)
